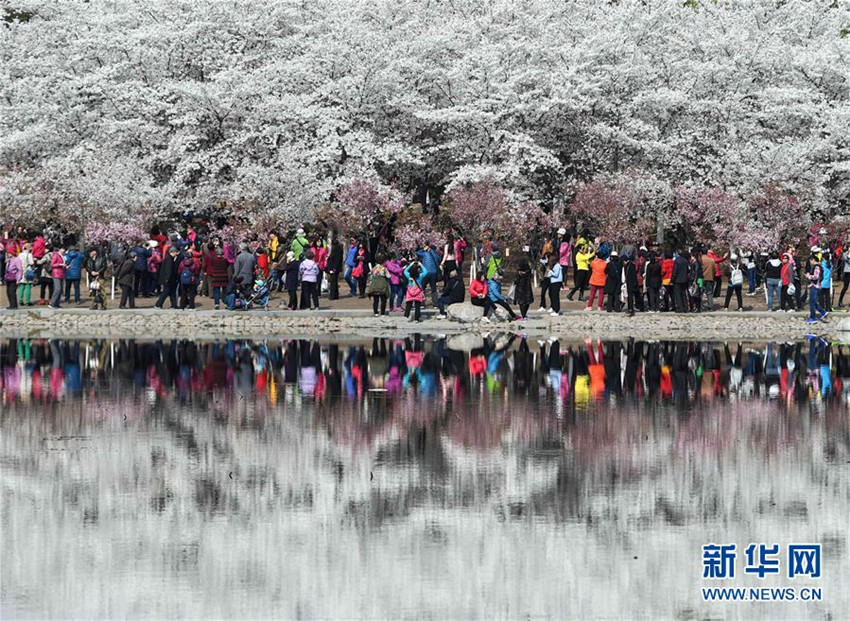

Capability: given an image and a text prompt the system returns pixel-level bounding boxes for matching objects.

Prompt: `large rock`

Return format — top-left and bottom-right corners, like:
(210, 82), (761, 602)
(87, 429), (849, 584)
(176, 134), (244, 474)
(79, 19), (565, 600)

(446, 333), (485, 352)
(446, 302), (484, 323)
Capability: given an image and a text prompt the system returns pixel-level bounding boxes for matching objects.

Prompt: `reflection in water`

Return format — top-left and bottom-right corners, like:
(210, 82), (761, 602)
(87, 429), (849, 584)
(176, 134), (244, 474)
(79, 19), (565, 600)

(1, 336), (848, 619)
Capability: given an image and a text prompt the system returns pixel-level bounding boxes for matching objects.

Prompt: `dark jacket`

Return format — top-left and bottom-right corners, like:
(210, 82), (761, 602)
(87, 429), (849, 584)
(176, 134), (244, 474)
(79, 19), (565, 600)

(645, 261), (662, 289)
(623, 260), (639, 293)
(159, 253), (179, 286)
(116, 258), (135, 287)
(327, 241), (344, 272)
(513, 266), (534, 306)
(672, 255), (689, 284)
(85, 254), (108, 279)
(132, 246), (151, 271)
(441, 275), (466, 304)
(604, 258), (622, 294)
(284, 260), (300, 291)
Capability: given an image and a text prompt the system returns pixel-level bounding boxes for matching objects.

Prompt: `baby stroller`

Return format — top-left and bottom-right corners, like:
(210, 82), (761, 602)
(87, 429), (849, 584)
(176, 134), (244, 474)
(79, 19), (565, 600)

(89, 279), (106, 310)
(226, 279), (270, 311)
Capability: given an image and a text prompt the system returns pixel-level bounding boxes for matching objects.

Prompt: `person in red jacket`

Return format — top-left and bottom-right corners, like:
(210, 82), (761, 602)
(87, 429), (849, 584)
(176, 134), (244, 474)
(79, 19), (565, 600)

(661, 250), (674, 311)
(47, 247), (67, 308)
(206, 247), (230, 310)
(469, 273), (493, 322)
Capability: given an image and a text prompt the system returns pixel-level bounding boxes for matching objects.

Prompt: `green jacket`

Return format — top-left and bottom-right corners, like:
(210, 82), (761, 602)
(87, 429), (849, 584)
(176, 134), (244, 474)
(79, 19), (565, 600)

(290, 235), (309, 260)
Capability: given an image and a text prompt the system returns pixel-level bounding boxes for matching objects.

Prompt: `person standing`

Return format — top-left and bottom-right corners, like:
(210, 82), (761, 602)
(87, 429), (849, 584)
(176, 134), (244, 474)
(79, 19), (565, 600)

(116, 251), (136, 309)
(838, 242), (850, 308)
(343, 238), (358, 296)
(48, 247), (67, 309)
(131, 242), (152, 298)
(671, 249), (690, 313)
(513, 258), (534, 319)
(326, 235), (343, 300)
(299, 250), (320, 310)
(723, 254), (745, 311)
(536, 236), (554, 312)
(206, 248), (230, 310)
(820, 252), (833, 313)
(644, 252), (662, 312)
(290, 228), (310, 261)
(283, 251), (300, 310)
(4, 247), (22, 309)
(779, 253), (795, 312)
(545, 254), (563, 316)
(603, 250), (622, 313)
(567, 242), (594, 302)
(699, 247), (716, 312)
(764, 252), (782, 311)
(233, 243), (256, 290)
(385, 253), (405, 312)
(367, 258), (391, 316)
(403, 262), (426, 322)
(63, 245), (84, 304)
(17, 242), (34, 306)
(440, 234), (459, 283)
(416, 241), (441, 307)
(585, 252), (607, 311)
(805, 254), (828, 324)
(623, 252), (639, 316)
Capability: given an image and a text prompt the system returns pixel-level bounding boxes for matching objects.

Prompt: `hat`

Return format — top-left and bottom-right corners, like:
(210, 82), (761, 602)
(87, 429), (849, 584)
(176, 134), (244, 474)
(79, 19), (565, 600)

(286, 251), (295, 261)
(557, 227), (566, 236)
(610, 250), (618, 257)
(811, 245), (821, 253)
(296, 228), (305, 236)
(730, 254), (738, 261)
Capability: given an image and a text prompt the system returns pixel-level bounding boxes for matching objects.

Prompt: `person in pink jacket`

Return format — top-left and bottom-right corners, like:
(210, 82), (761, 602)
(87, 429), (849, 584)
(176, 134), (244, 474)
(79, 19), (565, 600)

(48, 247), (67, 308)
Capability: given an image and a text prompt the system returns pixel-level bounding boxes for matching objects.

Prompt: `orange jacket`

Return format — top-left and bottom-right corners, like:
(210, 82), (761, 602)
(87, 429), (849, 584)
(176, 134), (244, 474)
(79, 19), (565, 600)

(589, 258), (607, 287)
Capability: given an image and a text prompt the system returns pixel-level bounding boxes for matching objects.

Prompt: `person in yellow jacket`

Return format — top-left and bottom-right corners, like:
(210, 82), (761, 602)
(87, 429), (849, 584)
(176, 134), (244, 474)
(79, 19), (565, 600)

(567, 243), (595, 301)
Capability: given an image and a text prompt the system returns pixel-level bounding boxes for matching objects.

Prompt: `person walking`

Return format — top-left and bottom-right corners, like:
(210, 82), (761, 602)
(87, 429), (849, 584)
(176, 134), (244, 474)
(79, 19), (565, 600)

(723, 254), (745, 311)
(820, 252), (833, 313)
(536, 236), (554, 312)
(343, 238), (359, 296)
(178, 253), (200, 309)
(47, 247), (67, 309)
(838, 241), (850, 308)
(385, 254), (405, 312)
(779, 253), (795, 312)
(154, 246), (180, 309)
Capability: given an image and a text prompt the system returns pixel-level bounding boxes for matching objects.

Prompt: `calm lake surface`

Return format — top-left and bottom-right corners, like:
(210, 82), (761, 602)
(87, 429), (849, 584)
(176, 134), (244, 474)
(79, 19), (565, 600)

(1, 336), (848, 620)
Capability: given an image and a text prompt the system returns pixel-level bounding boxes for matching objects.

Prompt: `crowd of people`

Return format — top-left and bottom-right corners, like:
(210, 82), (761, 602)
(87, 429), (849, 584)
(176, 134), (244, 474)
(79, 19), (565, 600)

(1, 223), (847, 325)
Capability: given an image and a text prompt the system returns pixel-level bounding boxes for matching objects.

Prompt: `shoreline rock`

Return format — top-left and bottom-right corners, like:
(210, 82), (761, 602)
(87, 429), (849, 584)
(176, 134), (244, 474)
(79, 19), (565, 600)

(0, 308), (846, 341)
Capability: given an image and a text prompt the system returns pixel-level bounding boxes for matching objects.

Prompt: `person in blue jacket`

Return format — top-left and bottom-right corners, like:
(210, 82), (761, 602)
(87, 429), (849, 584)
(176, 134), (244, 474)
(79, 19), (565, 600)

(486, 274), (518, 320)
(63, 246), (85, 304)
(131, 242), (152, 298)
(343, 237), (359, 297)
(416, 241), (441, 307)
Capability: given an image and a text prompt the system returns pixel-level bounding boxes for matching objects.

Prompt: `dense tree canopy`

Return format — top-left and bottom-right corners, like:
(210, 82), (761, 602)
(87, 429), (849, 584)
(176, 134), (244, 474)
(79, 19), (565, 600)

(1, 0), (848, 245)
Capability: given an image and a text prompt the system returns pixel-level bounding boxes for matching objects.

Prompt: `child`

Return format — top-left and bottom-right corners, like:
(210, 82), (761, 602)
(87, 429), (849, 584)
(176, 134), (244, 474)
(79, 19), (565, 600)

(89, 278), (106, 310)
(403, 262), (425, 322)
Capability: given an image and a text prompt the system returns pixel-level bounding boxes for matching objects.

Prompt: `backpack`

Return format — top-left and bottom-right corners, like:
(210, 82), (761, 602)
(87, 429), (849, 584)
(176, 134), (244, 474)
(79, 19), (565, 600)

(730, 266), (743, 286)
(180, 267), (194, 286)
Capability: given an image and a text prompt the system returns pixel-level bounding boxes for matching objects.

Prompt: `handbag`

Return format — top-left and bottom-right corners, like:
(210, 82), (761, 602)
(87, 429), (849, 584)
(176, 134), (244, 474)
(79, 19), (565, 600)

(506, 284), (516, 302)
(786, 282), (796, 296)
(352, 262), (364, 278)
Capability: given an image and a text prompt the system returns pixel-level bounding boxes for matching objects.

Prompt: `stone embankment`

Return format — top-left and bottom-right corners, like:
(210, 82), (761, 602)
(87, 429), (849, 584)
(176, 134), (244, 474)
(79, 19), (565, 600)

(1, 306), (847, 341)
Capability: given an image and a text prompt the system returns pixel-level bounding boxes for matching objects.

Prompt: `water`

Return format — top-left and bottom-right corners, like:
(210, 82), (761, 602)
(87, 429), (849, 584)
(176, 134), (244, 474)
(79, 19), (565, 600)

(1, 336), (848, 619)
